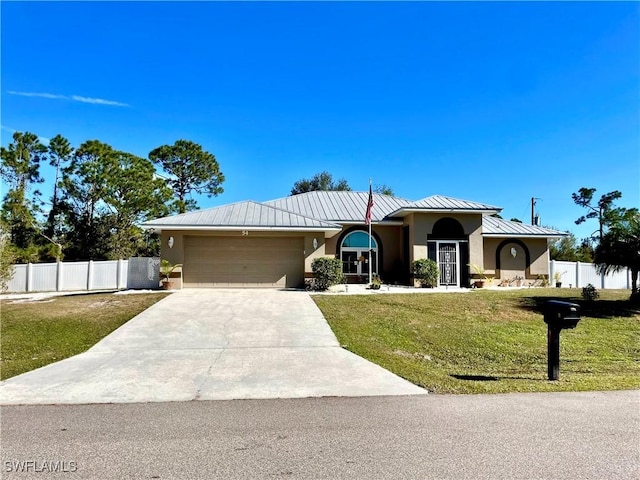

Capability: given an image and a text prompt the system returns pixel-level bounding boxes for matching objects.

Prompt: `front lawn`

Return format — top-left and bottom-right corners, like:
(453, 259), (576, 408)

(1, 292), (169, 380)
(313, 288), (640, 394)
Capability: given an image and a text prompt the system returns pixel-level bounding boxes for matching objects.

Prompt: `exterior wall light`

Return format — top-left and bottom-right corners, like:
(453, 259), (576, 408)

(168, 236), (174, 249)
(511, 247), (517, 258)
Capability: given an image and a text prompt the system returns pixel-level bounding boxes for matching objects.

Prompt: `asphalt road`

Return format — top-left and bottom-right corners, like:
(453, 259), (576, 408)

(1, 391), (638, 479)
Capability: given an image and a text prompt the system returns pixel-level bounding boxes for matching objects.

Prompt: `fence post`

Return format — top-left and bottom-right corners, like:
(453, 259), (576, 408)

(56, 261), (63, 292)
(87, 260), (94, 291)
(601, 270), (606, 289)
(26, 263), (33, 292)
(549, 260), (555, 287)
(575, 262), (581, 289)
(117, 259), (124, 290)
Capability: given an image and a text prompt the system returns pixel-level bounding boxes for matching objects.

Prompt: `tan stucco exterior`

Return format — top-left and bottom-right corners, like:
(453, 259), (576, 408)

(483, 237), (550, 284)
(158, 215), (553, 288)
(319, 213), (488, 284)
(404, 212), (483, 265)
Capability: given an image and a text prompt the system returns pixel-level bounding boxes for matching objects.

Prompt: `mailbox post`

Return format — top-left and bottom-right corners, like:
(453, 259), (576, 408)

(543, 300), (581, 380)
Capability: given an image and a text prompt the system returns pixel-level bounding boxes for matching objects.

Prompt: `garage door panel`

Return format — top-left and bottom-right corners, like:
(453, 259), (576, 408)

(183, 236), (304, 288)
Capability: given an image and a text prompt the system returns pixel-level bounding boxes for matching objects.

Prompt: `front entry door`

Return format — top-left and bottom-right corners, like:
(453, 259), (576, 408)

(341, 249), (377, 277)
(438, 242), (458, 286)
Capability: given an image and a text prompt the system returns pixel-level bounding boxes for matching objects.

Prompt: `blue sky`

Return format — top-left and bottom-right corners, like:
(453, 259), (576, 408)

(2, 1), (638, 240)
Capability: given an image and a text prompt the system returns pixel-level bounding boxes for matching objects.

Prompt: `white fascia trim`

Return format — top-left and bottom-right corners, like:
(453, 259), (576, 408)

(142, 225), (341, 233)
(389, 208), (501, 217)
(483, 234), (566, 239)
(338, 221), (404, 226)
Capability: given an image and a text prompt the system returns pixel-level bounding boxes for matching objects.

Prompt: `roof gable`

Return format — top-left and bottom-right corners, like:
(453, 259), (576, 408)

(482, 216), (566, 237)
(411, 194), (501, 212)
(143, 200), (341, 230)
(264, 190), (412, 222)
(144, 192), (565, 238)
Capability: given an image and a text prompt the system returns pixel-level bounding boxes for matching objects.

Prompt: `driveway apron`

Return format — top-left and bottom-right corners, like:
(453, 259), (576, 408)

(0, 289), (426, 405)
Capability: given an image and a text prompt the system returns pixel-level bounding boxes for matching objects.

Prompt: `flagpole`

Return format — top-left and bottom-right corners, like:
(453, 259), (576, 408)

(368, 178), (372, 285)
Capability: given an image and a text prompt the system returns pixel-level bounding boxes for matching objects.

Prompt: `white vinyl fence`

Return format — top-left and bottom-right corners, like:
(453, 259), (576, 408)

(549, 260), (635, 290)
(3, 257), (636, 293)
(5, 257), (160, 293)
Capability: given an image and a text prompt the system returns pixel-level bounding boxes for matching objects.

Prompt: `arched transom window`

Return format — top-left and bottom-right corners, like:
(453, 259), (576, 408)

(340, 231), (378, 277)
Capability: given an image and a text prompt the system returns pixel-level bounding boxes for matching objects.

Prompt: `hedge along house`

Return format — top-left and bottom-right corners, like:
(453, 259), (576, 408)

(142, 191), (565, 289)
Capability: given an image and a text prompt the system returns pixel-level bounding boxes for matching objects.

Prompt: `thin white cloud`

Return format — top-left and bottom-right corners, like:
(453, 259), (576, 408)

(7, 91), (67, 100)
(71, 95), (129, 107)
(7, 90), (129, 107)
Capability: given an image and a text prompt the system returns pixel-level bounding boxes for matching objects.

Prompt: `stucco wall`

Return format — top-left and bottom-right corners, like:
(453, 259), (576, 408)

(406, 213), (427, 264)
(159, 231), (184, 289)
(160, 225), (553, 288)
(303, 234), (327, 273)
(483, 237), (550, 282)
(407, 212), (484, 267)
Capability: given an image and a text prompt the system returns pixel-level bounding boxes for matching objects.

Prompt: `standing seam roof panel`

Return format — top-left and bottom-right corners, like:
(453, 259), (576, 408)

(482, 216), (565, 236)
(332, 192), (347, 221)
(318, 191), (331, 220)
(264, 191), (415, 222)
(412, 195), (500, 211)
(303, 194), (315, 219)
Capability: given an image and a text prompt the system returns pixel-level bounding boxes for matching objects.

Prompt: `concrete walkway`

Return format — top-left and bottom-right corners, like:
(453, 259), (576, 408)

(0, 289), (426, 405)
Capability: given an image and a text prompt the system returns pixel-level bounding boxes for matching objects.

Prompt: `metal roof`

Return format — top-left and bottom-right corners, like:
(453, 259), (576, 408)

(410, 194), (501, 212)
(264, 191), (413, 222)
(143, 200), (342, 231)
(143, 192), (564, 239)
(482, 216), (566, 237)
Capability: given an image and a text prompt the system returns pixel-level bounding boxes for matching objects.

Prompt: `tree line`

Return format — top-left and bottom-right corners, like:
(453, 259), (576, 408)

(290, 171), (393, 196)
(556, 188), (639, 300)
(1, 140), (384, 267)
(2, 135), (637, 299)
(0, 132), (224, 263)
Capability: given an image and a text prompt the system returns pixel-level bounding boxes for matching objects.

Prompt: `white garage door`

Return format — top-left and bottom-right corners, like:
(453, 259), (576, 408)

(183, 236), (304, 288)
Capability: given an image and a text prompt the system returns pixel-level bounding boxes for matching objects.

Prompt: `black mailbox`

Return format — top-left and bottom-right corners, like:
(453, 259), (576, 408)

(544, 300), (580, 329)
(544, 300), (581, 380)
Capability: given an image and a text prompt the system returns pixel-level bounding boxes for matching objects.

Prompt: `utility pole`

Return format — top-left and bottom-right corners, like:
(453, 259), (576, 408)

(531, 197), (542, 227)
(531, 197), (541, 226)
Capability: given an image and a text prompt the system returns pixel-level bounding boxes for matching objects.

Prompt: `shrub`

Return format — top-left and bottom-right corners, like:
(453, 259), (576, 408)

(311, 257), (343, 291)
(159, 259), (182, 283)
(536, 274), (550, 287)
(412, 258), (439, 288)
(582, 283), (599, 301)
(0, 234), (15, 292)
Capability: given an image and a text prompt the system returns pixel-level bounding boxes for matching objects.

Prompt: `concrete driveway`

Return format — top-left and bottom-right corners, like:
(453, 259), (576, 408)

(0, 289), (425, 405)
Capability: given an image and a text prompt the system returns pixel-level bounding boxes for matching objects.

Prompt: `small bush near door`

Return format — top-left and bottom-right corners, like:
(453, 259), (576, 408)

(311, 257), (343, 291)
(412, 258), (439, 288)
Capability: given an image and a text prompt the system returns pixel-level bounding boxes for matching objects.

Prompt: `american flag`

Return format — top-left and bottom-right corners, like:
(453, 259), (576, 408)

(365, 184), (374, 225)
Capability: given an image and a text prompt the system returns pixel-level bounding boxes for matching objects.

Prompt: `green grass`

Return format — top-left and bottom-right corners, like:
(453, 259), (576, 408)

(313, 288), (640, 394)
(1, 292), (169, 380)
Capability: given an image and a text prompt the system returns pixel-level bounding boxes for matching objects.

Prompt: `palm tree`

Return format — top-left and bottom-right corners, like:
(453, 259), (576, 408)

(594, 210), (640, 299)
